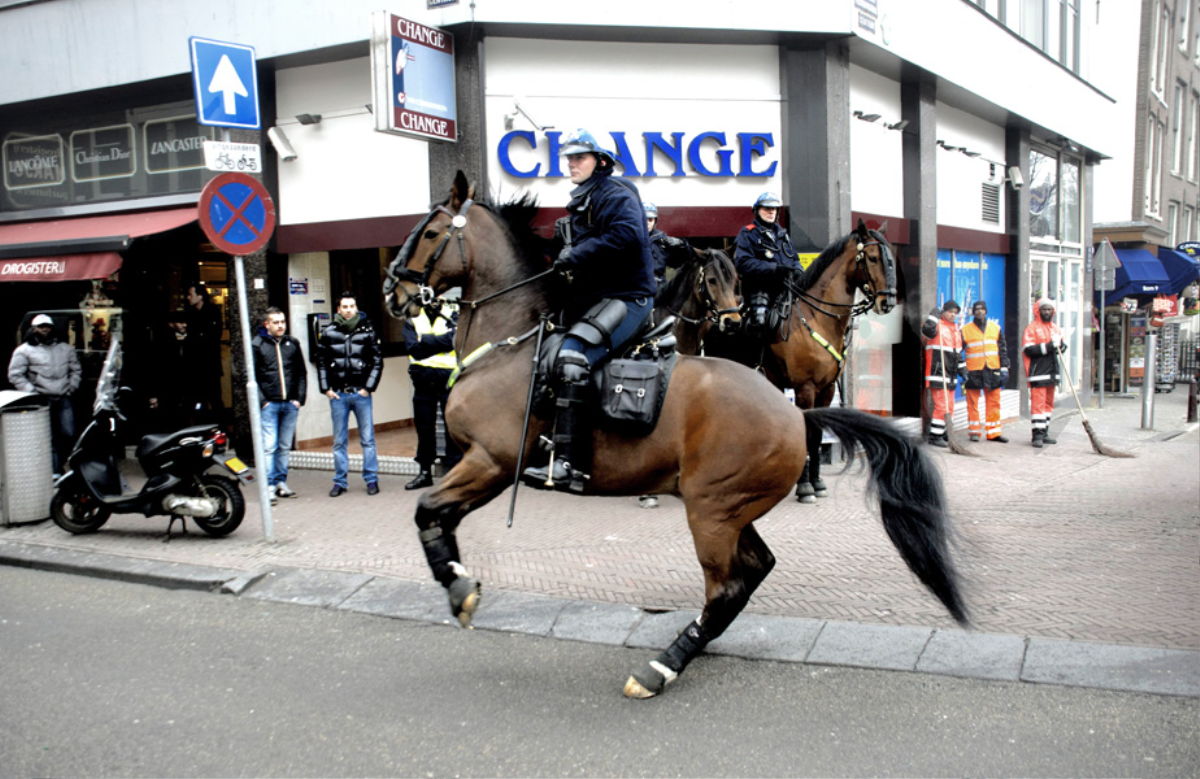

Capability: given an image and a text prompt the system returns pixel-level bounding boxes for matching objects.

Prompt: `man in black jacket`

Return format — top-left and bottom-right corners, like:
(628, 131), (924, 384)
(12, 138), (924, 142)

(252, 307), (307, 502)
(317, 292), (384, 497)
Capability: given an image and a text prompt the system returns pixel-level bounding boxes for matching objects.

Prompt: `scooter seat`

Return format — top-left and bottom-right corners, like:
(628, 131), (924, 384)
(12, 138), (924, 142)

(136, 424), (218, 461)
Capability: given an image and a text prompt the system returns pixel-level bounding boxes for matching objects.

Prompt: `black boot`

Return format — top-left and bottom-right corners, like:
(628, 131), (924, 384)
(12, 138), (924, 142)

(405, 470), (433, 490)
(522, 380), (592, 493)
(1042, 432), (1057, 445)
(1032, 430), (1044, 448)
(928, 433), (948, 448)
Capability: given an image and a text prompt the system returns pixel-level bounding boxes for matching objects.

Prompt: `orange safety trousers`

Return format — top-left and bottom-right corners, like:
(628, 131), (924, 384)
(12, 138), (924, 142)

(1030, 386), (1055, 432)
(929, 385), (955, 437)
(965, 388), (1003, 439)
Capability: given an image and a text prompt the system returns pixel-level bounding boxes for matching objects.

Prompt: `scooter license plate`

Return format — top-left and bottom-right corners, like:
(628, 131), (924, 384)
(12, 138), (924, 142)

(224, 456), (249, 474)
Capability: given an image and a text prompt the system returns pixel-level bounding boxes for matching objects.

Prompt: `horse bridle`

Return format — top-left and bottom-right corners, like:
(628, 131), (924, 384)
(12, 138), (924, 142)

(384, 199), (475, 309)
(848, 230), (897, 316)
(670, 262), (741, 326)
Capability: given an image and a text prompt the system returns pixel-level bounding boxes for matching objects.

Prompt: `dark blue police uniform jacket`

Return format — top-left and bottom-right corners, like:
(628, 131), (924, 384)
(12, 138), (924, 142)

(733, 217), (799, 299)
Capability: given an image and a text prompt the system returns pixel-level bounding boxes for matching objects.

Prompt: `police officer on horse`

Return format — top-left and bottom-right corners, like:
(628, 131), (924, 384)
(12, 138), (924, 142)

(644, 201), (690, 297)
(733, 192), (801, 340)
(521, 128), (657, 493)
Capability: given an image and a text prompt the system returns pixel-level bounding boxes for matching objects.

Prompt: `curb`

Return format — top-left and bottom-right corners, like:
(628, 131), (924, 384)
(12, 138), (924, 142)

(3, 539), (1196, 699)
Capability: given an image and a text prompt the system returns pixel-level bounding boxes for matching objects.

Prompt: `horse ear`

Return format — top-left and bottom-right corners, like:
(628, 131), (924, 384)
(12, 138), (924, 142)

(449, 170), (471, 210)
(692, 245), (707, 261)
(856, 217), (868, 237)
(878, 220), (889, 236)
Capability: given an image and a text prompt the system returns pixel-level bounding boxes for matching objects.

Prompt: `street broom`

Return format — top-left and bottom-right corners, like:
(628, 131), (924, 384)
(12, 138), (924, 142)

(1055, 346), (1134, 459)
(939, 342), (979, 457)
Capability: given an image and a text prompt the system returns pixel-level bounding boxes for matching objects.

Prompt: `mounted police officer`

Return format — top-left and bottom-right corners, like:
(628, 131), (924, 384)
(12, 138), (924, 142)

(644, 201), (690, 298)
(521, 128), (656, 493)
(733, 192), (801, 339)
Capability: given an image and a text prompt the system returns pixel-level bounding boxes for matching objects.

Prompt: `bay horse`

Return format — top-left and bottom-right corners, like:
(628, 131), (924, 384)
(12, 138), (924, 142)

(384, 172), (965, 698)
(653, 246), (741, 355)
(748, 222), (898, 503)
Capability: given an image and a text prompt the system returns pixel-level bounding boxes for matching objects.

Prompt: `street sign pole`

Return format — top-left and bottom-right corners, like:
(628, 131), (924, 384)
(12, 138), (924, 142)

(197, 172), (278, 542)
(1099, 245), (1106, 409)
(233, 253), (274, 542)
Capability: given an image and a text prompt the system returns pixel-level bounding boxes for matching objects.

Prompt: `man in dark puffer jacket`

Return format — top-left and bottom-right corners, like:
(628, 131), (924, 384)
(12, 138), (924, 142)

(317, 292), (384, 497)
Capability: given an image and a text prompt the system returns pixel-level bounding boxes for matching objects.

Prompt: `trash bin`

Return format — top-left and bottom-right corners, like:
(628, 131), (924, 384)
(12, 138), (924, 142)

(0, 390), (54, 525)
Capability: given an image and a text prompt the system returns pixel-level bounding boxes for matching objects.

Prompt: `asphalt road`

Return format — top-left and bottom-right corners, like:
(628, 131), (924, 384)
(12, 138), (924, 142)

(2, 566), (1197, 779)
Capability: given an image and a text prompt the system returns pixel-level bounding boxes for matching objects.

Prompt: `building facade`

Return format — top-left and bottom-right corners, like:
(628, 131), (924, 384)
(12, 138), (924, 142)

(0, 0), (1125, 445)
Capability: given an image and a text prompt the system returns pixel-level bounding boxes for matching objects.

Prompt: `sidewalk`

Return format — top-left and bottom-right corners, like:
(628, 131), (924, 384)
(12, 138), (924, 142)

(3, 387), (1198, 697)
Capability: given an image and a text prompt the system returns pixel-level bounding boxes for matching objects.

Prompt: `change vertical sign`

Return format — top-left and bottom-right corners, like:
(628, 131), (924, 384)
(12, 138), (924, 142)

(370, 12), (457, 143)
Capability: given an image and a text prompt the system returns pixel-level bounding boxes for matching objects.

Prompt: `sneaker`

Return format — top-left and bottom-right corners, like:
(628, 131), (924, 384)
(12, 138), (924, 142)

(329, 485), (347, 497)
(367, 481), (380, 496)
(639, 495), (659, 509)
(275, 482), (297, 498)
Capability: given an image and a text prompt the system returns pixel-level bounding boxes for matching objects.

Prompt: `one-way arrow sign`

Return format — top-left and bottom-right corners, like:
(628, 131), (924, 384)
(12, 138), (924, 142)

(190, 37), (261, 130)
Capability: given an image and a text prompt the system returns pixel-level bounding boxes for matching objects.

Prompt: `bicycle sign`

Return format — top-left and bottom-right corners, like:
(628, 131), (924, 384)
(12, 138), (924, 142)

(202, 140), (262, 173)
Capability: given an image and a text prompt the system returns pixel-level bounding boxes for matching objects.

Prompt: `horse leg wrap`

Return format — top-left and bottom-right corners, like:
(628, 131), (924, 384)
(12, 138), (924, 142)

(628, 619), (709, 697)
(419, 526), (462, 588)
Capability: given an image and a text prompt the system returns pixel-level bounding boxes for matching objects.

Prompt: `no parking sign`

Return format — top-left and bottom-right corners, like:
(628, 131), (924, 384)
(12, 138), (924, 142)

(198, 172), (276, 255)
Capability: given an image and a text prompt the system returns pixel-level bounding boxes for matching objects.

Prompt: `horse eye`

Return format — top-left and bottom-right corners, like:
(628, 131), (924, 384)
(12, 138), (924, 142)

(424, 229), (439, 240)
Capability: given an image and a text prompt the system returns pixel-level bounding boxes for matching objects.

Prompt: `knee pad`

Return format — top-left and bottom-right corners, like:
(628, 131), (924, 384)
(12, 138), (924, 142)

(555, 349), (591, 385)
(566, 298), (628, 350)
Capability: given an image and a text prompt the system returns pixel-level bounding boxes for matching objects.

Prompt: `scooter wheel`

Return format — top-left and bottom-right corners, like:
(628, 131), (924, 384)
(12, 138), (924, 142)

(191, 475), (245, 538)
(50, 483), (111, 534)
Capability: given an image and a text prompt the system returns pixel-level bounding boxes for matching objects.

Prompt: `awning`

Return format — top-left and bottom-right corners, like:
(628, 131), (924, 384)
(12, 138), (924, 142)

(1156, 247), (1200, 295)
(1102, 248), (1171, 302)
(0, 207), (196, 282)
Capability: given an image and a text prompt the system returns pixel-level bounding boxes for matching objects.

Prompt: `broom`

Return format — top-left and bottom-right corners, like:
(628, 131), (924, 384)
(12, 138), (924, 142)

(1054, 344), (1134, 458)
(938, 333), (978, 457)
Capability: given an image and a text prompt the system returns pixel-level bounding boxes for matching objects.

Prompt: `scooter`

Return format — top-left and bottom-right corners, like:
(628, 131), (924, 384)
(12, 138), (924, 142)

(50, 338), (253, 538)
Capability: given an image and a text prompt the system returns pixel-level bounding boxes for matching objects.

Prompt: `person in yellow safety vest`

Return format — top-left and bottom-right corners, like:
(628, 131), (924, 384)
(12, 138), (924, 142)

(402, 297), (463, 490)
(960, 300), (1011, 443)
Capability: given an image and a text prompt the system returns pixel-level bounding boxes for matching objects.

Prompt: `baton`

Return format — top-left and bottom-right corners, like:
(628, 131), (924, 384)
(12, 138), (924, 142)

(507, 313), (550, 528)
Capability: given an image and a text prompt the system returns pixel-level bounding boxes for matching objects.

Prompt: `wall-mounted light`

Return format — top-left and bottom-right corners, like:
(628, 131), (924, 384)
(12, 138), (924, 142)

(961, 149), (982, 158)
(885, 119), (909, 131)
(504, 96), (553, 131)
(937, 140), (961, 152)
(296, 113), (322, 125)
(267, 127), (297, 162)
(853, 110), (882, 123)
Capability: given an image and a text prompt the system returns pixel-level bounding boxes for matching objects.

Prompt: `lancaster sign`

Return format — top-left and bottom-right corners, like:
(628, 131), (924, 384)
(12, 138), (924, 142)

(496, 130), (779, 179)
(370, 12), (457, 143)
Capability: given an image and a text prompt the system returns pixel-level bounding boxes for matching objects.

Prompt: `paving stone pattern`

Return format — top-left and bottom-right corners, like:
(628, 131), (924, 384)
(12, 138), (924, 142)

(2, 392), (1196, 652)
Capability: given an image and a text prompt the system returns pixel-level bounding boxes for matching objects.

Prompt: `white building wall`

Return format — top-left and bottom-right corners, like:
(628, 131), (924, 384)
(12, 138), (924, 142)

(935, 103), (1008, 233)
(848, 65), (904, 218)
(275, 59), (431, 225)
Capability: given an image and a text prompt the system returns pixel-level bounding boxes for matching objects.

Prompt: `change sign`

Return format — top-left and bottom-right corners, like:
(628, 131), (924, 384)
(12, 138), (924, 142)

(371, 12), (457, 142)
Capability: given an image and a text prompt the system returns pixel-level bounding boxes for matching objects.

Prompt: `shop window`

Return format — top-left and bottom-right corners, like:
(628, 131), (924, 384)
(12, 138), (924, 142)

(935, 249), (1008, 399)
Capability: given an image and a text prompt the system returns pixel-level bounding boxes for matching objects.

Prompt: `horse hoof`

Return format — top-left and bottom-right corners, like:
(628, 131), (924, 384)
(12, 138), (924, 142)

(797, 494), (817, 504)
(449, 577), (482, 628)
(795, 483), (816, 503)
(623, 676), (657, 699)
(812, 479), (828, 497)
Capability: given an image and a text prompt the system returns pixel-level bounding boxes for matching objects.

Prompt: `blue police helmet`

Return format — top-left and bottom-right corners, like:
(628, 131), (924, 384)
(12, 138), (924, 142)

(754, 192), (783, 210)
(560, 128), (616, 165)
(643, 201), (659, 219)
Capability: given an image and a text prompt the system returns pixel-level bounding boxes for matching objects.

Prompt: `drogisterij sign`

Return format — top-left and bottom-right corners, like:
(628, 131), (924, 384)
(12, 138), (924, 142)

(497, 130), (779, 178)
(371, 12), (457, 143)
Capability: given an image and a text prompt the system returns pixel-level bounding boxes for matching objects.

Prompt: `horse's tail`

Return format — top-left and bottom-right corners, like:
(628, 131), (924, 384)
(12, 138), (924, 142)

(804, 406), (970, 626)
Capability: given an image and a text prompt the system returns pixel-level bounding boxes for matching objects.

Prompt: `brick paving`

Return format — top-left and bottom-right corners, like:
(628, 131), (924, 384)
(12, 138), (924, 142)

(3, 389), (1197, 650)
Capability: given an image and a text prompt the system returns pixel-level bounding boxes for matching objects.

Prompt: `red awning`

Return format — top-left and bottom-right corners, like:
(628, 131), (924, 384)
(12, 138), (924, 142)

(0, 252), (124, 282)
(0, 207), (196, 283)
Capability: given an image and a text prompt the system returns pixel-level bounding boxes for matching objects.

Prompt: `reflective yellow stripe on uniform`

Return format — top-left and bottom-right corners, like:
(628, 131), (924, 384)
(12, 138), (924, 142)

(411, 309), (458, 371)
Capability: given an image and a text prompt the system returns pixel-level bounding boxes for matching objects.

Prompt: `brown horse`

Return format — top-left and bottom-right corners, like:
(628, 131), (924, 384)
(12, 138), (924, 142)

(653, 246), (741, 355)
(384, 172), (965, 698)
(738, 222), (898, 503)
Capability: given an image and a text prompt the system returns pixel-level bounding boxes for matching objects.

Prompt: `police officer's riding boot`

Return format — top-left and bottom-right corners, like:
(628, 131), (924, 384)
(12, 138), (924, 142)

(1032, 430), (1045, 448)
(522, 379), (592, 493)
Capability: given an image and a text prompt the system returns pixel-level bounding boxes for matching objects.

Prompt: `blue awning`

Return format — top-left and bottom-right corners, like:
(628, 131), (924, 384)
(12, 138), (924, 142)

(1100, 248), (1171, 302)
(1156, 247), (1200, 295)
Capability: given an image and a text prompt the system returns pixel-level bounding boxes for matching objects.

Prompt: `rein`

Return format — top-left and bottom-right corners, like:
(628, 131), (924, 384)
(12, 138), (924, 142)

(665, 263), (739, 326)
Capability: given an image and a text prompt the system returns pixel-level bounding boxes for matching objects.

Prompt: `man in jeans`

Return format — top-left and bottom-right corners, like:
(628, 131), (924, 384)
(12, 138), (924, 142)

(251, 307), (307, 503)
(7, 314), (81, 475)
(317, 292), (384, 496)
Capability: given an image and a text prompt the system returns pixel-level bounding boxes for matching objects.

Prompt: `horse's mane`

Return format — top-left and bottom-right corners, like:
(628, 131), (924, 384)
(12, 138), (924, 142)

(476, 191), (549, 279)
(659, 248), (736, 313)
(796, 232), (855, 292)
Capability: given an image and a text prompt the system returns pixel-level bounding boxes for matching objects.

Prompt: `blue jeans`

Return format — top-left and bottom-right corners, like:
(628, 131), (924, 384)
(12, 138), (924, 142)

(48, 395), (77, 476)
(330, 391), (378, 488)
(261, 401), (299, 487)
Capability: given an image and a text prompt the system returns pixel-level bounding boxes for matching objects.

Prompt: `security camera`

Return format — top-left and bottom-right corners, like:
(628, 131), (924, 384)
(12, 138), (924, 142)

(1006, 165), (1024, 190)
(267, 127), (297, 162)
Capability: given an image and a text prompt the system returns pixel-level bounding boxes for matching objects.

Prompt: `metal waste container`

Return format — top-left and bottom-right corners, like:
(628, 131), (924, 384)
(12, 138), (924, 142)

(0, 390), (54, 525)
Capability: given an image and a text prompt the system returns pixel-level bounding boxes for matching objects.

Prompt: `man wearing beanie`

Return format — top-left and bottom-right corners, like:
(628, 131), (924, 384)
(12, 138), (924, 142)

(922, 300), (966, 447)
(960, 300), (1011, 442)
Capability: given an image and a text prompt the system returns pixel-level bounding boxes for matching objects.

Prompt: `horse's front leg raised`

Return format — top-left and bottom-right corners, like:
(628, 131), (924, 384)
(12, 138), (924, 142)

(414, 453), (509, 627)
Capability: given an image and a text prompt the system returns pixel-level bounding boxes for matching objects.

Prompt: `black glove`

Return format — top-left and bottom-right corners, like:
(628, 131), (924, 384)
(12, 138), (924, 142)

(553, 247), (573, 277)
(957, 366), (968, 382)
(999, 368), (1009, 384)
(662, 235), (686, 250)
(775, 263), (796, 281)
